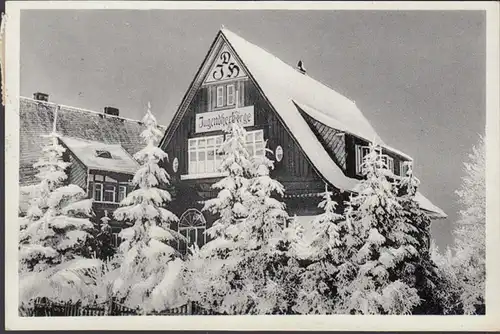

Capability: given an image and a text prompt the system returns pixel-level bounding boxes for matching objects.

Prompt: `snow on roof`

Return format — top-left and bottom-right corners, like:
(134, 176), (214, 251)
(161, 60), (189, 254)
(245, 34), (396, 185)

(19, 97), (164, 185)
(221, 28), (446, 219)
(414, 192), (448, 219)
(60, 136), (139, 175)
(222, 28), (384, 144)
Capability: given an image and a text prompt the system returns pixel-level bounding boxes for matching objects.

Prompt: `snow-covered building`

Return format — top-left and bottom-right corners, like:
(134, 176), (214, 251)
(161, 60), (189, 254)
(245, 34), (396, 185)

(19, 94), (166, 245)
(159, 28), (447, 253)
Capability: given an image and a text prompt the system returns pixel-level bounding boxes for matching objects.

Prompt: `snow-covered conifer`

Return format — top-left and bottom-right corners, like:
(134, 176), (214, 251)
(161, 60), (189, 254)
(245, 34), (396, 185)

(19, 110), (99, 307)
(395, 161), (445, 314)
(335, 143), (420, 315)
(232, 151), (299, 314)
(187, 123), (299, 315)
(185, 122), (255, 313)
(293, 185), (345, 314)
(453, 135), (486, 314)
(95, 211), (116, 261)
(112, 102), (184, 313)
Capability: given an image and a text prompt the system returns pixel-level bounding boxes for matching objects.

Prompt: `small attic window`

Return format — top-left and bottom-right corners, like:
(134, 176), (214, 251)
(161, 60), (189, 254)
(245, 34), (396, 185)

(96, 150), (113, 159)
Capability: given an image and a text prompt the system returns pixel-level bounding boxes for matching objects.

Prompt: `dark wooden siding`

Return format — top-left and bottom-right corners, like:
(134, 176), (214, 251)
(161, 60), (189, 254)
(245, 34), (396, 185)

(162, 78), (325, 197)
(67, 154), (87, 190)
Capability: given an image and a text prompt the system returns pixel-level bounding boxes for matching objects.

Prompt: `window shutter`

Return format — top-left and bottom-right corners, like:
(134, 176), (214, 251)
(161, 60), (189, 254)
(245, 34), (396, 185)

(201, 87), (208, 112)
(238, 80), (245, 107)
(209, 86), (217, 111)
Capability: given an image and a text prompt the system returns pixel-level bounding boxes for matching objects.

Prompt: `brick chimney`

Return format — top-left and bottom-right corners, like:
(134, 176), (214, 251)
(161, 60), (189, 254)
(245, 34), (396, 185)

(104, 106), (119, 116)
(296, 60), (306, 75)
(33, 92), (49, 102)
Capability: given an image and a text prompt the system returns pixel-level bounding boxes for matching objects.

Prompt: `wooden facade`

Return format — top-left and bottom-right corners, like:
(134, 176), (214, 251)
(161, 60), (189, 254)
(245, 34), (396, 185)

(157, 29), (431, 252)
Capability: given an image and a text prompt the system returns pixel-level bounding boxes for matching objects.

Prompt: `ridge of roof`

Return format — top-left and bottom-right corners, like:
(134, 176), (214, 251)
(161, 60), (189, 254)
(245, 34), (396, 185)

(20, 96), (167, 129)
(219, 27), (445, 219)
(220, 27), (384, 144)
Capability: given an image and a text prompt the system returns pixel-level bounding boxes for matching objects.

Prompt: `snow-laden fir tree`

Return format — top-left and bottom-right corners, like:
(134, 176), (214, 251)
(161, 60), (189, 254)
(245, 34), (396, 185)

(185, 122), (255, 314)
(233, 151), (301, 314)
(19, 109), (99, 309)
(429, 242), (463, 315)
(95, 211), (116, 261)
(395, 161), (445, 314)
(335, 143), (420, 315)
(112, 102), (184, 314)
(293, 185), (345, 314)
(187, 122), (300, 314)
(453, 135), (486, 314)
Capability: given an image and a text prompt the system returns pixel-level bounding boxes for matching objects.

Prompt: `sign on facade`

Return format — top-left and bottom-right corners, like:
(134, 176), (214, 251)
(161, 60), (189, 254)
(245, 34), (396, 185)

(204, 45), (247, 84)
(195, 106), (255, 133)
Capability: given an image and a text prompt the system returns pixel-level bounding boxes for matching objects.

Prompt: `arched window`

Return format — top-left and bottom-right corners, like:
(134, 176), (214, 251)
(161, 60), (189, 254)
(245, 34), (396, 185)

(178, 209), (207, 254)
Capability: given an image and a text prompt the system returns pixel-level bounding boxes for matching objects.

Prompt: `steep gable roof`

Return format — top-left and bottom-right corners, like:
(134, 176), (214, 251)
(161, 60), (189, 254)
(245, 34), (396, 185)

(159, 28), (446, 219)
(19, 97), (165, 185)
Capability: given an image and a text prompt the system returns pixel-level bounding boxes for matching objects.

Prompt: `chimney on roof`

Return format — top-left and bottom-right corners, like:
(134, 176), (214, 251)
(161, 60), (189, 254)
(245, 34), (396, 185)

(33, 92), (49, 102)
(104, 106), (119, 116)
(297, 60), (306, 75)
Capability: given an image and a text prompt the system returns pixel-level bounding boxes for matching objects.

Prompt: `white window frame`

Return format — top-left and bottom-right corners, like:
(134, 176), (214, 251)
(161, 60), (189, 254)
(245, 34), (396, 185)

(185, 130), (265, 178)
(93, 183), (103, 202)
(103, 184), (116, 203)
(400, 161), (411, 177)
(188, 135), (224, 175)
(91, 173), (130, 203)
(355, 145), (370, 175)
(244, 129), (265, 158)
(226, 84), (235, 106)
(381, 155), (395, 174)
(216, 86), (225, 108)
(178, 209), (207, 255)
(118, 184), (128, 202)
(112, 232), (121, 248)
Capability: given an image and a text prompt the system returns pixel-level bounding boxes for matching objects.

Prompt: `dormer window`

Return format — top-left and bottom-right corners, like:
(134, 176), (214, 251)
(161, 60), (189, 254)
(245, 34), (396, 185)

(96, 150), (112, 159)
(355, 145), (395, 176)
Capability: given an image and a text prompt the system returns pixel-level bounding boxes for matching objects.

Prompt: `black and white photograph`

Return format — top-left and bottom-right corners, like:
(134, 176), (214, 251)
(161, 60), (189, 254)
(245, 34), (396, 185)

(4, 1), (500, 331)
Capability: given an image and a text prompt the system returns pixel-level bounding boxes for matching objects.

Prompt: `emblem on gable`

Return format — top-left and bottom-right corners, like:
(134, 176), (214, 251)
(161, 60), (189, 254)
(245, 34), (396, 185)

(204, 45), (247, 84)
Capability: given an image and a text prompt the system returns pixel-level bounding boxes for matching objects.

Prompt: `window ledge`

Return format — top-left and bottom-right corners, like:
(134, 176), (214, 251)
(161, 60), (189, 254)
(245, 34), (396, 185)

(181, 172), (229, 180)
(93, 200), (121, 205)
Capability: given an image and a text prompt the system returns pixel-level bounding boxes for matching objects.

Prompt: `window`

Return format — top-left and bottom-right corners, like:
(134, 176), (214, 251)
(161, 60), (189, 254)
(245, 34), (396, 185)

(112, 232), (122, 248)
(212, 83), (242, 110)
(188, 135), (224, 175)
(355, 145), (371, 175)
(178, 209), (207, 255)
(103, 184), (116, 202)
(226, 84), (235, 106)
(118, 184), (127, 202)
(216, 86), (225, 108)
(356, 145), (396, 175)
(381, 155), (395, 174)
(96, 150), (112, 159)
(93, 183), (103, 202)
(400, 161), (411, 177)
(187, 130), (265, 176)
(90, 174), (131, 203)
(244, 130), (265, 157)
